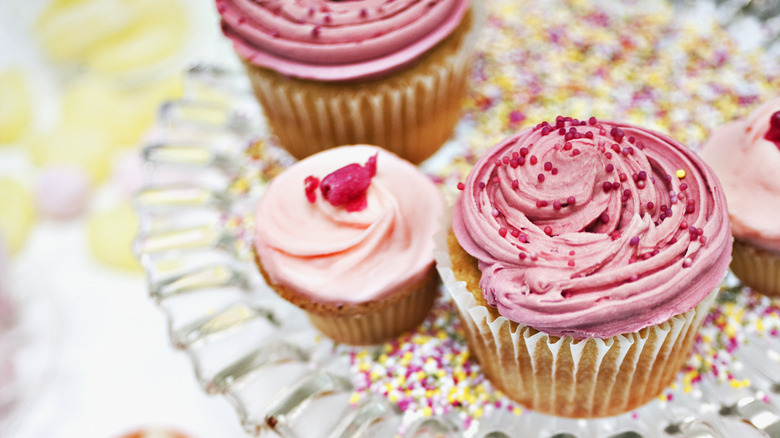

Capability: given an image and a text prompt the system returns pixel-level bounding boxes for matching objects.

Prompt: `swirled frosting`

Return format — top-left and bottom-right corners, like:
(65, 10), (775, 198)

(255, 145), (443, 303)
(700, 97), (780, 252)
(215, 0), (470, 81)
(453, 117), (731, 339)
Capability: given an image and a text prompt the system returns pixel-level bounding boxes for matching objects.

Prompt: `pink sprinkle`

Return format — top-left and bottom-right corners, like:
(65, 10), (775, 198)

(492, 208), (500, 217)
(572, 149), (580, 156)
(605, 163), (614, 173)
(512, 179), (519, 189)
(563, 142), (573, 151)
(457, 182), (465, 191)
(551, 168), (559, 175)
(544, 161), (553, 171)
(683, 258), (692, 268)
(612, 181), (620, 190)
(511, 229), (520, 238)
(519, 147), (529, 156)
(680, 182), (688, 191)
(600, 213), (610, 223)
(637, 171), (647, 181)
(602, 181), (612, 192)
(569, 250), (575, 255)
(519, 252), (527, 260)
(530, 155), (538, 165)
(536, 200), (548, 208)
(646, 202), (655, 210)
(499, 227), (507, 237)
(537, 173), (545, 182)
(553, 200), (562, 210)
(588, 116), (597, 125)
(544, 226), (553, 235)
(567, 196), (576, 205)
(619, 173), (627, 182)
(568, 260), (575, 267)
(519, 234), (528, 243)
(478, 181), (486, 189)
(629, 236), (639, 246)
(629, 274), (639, 282)
(605, 151), (613, 159)
(699, 236), (707, 244)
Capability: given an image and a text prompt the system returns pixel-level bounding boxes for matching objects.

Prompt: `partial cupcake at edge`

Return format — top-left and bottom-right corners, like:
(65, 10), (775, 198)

(436, 116), (732, 418)
(700, 97), (780, 297)
(215, 0), (481, 164)
(253, 145), (443, 345)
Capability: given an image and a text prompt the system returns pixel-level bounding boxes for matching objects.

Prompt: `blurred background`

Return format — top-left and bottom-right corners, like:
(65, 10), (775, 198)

(0, 0), (248, 437)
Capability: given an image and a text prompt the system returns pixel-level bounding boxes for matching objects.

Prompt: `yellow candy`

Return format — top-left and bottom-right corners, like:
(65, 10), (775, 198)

(87, 202), (141, 271)
(676, 169), (687, 179)
(0, 69), (33, 144)
(36, 0), (189, 73)
(0, 178), (35, 254)
(61, 73), (183, 148)
(27, 126), (114, 183)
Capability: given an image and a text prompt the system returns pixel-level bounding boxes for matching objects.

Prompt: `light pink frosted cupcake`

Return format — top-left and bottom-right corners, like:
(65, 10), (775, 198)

(438, 116), (732, 417)
(254, 145), (443, 345)
(700, 97), (780, 297)
(215, 0), (481, 163)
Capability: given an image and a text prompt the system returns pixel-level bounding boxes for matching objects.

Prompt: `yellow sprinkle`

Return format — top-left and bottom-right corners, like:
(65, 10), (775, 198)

(349, 393), (361, 404)
(473, 408), (484, 418)
(512, 407), (522, 415)
(422, 406), (432, 417)
(676, 169), (686, 179)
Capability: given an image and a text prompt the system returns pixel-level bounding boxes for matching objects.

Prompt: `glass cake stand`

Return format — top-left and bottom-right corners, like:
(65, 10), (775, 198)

(133, 1), (780, 436)
(133, 63), (780, 438)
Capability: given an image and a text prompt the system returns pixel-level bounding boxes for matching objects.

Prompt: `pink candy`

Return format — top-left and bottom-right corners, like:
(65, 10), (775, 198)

(305, 154), (378, 212)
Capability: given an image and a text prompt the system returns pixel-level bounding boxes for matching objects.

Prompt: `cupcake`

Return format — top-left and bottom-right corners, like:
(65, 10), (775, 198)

(700, 98), (780, 297)
(437, 116), (732, 417)
(254, 145), (443, 345)
(215, 0), (480, 164)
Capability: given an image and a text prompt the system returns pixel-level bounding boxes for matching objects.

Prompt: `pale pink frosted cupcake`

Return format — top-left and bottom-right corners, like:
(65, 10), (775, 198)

(216, 0), (481, 163)
(254, 145), (443, 345)
(700, 97), (780, 297)
(438, 116), (732, 417)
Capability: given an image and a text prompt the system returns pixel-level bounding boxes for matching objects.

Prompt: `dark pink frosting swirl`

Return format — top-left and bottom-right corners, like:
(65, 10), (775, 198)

(453, 117), (732, 339)
(216, 0), (470, 81)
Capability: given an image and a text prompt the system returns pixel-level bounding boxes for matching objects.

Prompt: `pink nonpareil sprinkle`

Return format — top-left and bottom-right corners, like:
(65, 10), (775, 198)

(316, 154), (378, 212)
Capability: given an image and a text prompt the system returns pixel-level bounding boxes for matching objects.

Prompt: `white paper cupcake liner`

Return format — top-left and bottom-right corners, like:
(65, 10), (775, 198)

(434, 209), (717, 418)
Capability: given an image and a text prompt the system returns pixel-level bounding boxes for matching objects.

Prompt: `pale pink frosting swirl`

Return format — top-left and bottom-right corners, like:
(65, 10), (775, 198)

(255, 145), (443, 303)
(215, 0), (470, 81)
(700, 98), (780, 252)
(453, 118), (732, 339)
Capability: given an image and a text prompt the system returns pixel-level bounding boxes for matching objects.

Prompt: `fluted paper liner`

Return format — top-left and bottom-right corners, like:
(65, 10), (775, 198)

(256, 247), (439, 346)
(304, 272), (439, 346)
(731, 239), (780, 297)
(242, 6), (483, 164)
(434, 211), (717, 418)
